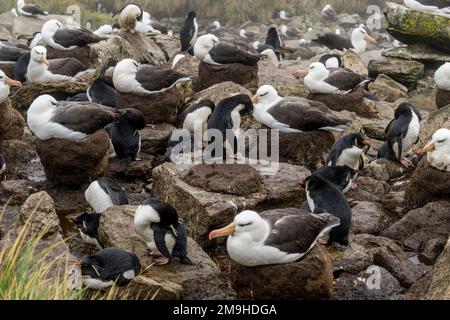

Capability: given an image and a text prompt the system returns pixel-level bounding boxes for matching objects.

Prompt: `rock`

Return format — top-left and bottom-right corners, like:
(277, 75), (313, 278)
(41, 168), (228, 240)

(1, 180), (37, 205)
(308, 88), (376, 118)
(383, 201), (450, 253)
(333, 266), (404, 300)
(418, 105), (450, 147)
(258, 60), (300, 88)
(107, 155), (157, 181)
(170, 54), (199, 77)
(17, 191), (62, 239)
(328, 243), (374, 275)
(353, 234), (424, 288)
(369, 74), (408, 103)
(12, 15), (80, 37)
(381, 191), (407, 217)
(183, 164), (263, 196)
(35, 129), (110, 187)
(367, 159), (407, 181)
(341, 50), (368, 76)
(368, 58), (424, 88)
(423, 238), (447, 262)
(140, 123), (175, 155)
(0, 99), (25, 140)
(117, 84), (190, 125)
(230, 245), (333, 300)
(356, 176), (390, 196)
(337, 13), (361, 27)
(193, 81), (251, 103)
(46, 47), (99, 71)
(277, 83), (310, 98)
(0, 206), (19, 239)
(194, 62), (258, 93)
(425, 237), (450, 299)
(404, 160), (450, 209)
(10, 81), (88, 114)
(98, 205), (236, 299)
(0, 139), (34, 166)
(351, 202), (384, 235)
(382, 44), (450, 64)
(150, 34), (180, 62)
(384, 2), (450, 53)
(435, 88), (450, 109)
(152, 162), (310, 246)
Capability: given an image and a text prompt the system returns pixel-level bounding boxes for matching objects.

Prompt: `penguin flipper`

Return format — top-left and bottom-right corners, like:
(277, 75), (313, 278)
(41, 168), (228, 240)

(151, 224), (172, 259)
(171, 223), (192, 265)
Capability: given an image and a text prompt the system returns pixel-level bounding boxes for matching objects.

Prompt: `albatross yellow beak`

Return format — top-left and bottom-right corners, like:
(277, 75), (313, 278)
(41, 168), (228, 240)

(41, 56), (49, 66)
(417, 141), (435, 156)
(364, 33), (377, 44)
(251, 95), (258, 104)
(209, 222), (236, 240)
(293, 68), (308, 78)
(5, 76), (22, 88)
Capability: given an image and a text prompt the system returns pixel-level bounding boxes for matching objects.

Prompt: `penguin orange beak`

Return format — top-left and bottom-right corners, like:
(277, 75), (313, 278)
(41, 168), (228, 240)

(251, 95), (258, 104)
(362, 139), (371, 146)
(293, 68), (308, 78)
(41, 56), (49, 66)
(417, 141), (435, 156)
(364, 33), (377, 44)
(4, 76), (22, 88)
(209, 222), (236, 240)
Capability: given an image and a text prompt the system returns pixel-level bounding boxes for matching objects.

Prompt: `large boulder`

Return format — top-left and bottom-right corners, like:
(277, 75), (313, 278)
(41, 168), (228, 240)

(328, 242), (374, 275)
(368, 58), (424, 89)
(351, 202), (384, 235)
(140, 123), (175, 155)
(418, 105), (450, 146)
(152, 162), (310, 246)
(194, 62), (258, 93)
(35, 129), (110, 187)
(404, 160), (450, 209)
(353, 234), (425, 288)
(382, 201), (450, 253)
(0, 99), (25, 140)
(369, 74), (408, 103)
(341, 50), (368, 76)
(425, 237), (450, 299)
(384, 2), (450, 53)
(1, 179), (37, 205)
(230, 245), (333, 300)
(382, 44), (450, 64)
(12, 15), (80, 37)
(193, 81), (252, 103)
(98, 205), (236, 300)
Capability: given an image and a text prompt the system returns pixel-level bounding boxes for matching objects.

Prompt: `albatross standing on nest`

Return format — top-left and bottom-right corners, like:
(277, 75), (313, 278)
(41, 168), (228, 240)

(314, 25), (377, 54)
(26, 46), (76, 83)
(417, 128), (450, 171)
(17, 0), (48, 17)
(112, 58), (191, 94)
(251, 85), (350, 132)
(41, 20), (107, 50)
(27, 95), (120, 141)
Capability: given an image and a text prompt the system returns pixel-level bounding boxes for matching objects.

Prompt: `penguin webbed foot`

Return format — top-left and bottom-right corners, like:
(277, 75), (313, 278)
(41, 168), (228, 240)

(153, 256), (170, 265)
(400, 157), (413, 168)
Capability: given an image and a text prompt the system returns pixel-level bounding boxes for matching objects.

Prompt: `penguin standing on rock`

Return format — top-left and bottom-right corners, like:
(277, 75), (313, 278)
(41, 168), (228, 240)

(105, 108), (146, 164)
(73, 213), (102, 249)
(84, 177), (129, 214)
(327, 130), (370, 171)
(207, 94), (253, 157)
(385, 102), (422, 168)
(80, 248), (141, 289)
(134, 198), (191, 265)
(180, 11), (198, 53)
(178, 99), (215, 144)
(313, 165), (358, 193)
(302, 174), (351, 247)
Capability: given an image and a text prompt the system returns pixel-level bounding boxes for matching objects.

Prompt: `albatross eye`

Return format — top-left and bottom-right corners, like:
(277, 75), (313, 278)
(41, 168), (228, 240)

(437, 139), (446, 143)
(238, 222), (252, 227)
(50, 101), (57, 106)
(259, 92), (269, 97)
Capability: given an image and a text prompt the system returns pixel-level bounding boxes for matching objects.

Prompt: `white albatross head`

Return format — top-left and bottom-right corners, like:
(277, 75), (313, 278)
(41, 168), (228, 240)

(0, 70), (22, 103)
(114, 58), (139, 76)
(351, 25), (377, 54)
(251, 85), (281, 107)
(193, 34), (219, 61)
(294, 62), (329, 80)
(30, 46), (49, 67)
(41, 19), (63, 39)
(209, 210), (269, 244)
(434, 62), (450, 91)
(418, 128), (450, 158)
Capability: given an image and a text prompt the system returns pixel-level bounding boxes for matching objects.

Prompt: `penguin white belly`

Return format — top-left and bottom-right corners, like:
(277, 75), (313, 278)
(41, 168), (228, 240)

(82, 276), (114, 289)
(122, 270), (136, 280)
(0, 163), (5, 175)
(402, 113), (420, 155)
(337, 146), (363, 170)
(227, 238), (302, 267)
(306, 189), (315, 213)
(136, 223), (176, 256)
(85, 181), (114, 213)
(191, 19), (199, 46)
(80, 230), (102, 249)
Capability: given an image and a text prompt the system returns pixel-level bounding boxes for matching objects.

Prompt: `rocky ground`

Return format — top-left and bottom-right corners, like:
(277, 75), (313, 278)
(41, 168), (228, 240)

(0, 2), (449, 300)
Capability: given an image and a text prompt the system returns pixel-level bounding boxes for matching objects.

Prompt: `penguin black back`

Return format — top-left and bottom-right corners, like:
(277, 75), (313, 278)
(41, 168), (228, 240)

(313, 165), (357, 192)
(327, 130), (369, 166)
(88, 59), (118, 108)
(265, 27), (282, 50)
(305, 174), (351, 246)
(319, 53), (342, 68)
(180, 11), (197, 52)
(143, 197), (179, 227)
(14, 52), (30, 83)
(97, 177), (129, 205)
(178, 99), (215, 128)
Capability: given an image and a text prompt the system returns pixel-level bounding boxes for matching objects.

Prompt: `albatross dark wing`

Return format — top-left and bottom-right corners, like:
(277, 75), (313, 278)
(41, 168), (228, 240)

(262, 209), (339, 255)
(22, 4), (47, 15)
(97, 177), (129, 205)
(0, 45), (28, 62)
(324, 68), (366, 90)
(209, 43), (261, 65)
(267, 98), (350, 131)
(135, 65), (189, 92)
(314, 34), (352, 51)
(51, 101), (120, 134)
(48, 58), (85, 76)
(53, 29), (107, 48)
